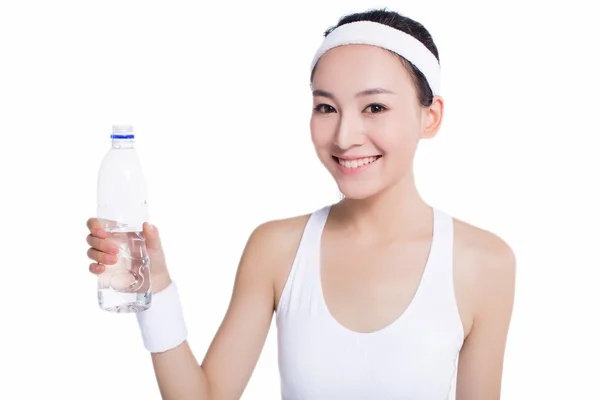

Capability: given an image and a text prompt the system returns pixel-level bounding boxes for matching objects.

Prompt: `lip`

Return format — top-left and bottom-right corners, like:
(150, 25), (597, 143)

(333, 155), (382, 175)
(334, 154), (382, 161)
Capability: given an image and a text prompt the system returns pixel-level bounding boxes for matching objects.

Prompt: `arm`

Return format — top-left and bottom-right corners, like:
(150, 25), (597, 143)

(151, 221), (283, 400)
(455, 237), (516, 400)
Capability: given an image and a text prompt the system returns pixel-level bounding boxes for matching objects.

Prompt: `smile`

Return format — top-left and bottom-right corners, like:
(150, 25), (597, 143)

(333, 155), (382, 174)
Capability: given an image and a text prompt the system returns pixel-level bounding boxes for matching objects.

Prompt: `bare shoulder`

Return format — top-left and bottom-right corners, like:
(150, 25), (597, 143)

(241, 212), (311, 274)
(247, 213), (312, 257)
(452, 216), (516, 277)
(248, 214), (310, 264)
(453, 217), (515, 263)
(243, 212), (313, 309)
(451, 216), (517, 337)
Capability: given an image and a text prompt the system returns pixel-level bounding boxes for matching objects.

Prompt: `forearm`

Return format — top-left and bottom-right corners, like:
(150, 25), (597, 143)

(140, 278), (211, 399)
(151, 341), (212, 400)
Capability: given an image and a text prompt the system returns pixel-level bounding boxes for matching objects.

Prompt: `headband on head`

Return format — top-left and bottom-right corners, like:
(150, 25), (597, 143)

(310, 21), (441, 96)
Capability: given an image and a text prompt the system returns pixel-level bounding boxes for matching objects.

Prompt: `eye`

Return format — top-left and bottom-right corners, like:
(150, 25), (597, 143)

(313, 104), (337, 113)
(364, 103), (387, 114)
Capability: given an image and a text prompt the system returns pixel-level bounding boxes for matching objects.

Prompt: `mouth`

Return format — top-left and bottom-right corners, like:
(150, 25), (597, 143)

(332, 155), (382, 172)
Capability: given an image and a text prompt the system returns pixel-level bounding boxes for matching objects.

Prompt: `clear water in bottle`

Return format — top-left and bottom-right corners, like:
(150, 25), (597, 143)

(97, 227), (151, 312)
(97, 125), (152, 313)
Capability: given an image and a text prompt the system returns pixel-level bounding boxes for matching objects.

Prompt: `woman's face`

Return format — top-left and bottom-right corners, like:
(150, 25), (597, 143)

(310, 44), (442, 200)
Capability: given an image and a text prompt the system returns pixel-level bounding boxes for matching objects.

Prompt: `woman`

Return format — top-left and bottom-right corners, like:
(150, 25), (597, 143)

(87, 9), (516, 399)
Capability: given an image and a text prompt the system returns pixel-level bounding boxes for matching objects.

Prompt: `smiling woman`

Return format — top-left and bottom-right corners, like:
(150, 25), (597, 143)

(276, 10), (514, 399)
(86, 7), (516, 400)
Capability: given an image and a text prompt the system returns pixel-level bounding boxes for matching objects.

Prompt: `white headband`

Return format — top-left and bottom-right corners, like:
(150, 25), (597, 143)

(310, 21), (441, 96)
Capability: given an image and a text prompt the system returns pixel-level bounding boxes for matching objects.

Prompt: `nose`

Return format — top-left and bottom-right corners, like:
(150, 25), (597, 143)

(334, 111), (365, 151)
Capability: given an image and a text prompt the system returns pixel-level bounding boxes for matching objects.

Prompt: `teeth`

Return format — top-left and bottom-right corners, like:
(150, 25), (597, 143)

(337, 156), (379, 169)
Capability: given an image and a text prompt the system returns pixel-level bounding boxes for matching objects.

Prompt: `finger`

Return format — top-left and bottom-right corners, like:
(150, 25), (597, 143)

(87, 218), (109, 239)
(89, 262), (106, 275)
(87, 248), (118, 265)
(86, 234), (120, 255)
(143, 222), (162, 251)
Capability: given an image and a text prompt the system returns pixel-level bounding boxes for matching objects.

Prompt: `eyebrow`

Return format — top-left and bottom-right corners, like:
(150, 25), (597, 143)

(312, 88), (395, 99)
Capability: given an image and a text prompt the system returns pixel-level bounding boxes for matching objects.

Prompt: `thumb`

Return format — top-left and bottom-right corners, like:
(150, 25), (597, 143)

(143, 222), (163, 252)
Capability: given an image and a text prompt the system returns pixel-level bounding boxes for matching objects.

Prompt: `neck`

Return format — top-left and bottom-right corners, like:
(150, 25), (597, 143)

(331, 170), (432, 241)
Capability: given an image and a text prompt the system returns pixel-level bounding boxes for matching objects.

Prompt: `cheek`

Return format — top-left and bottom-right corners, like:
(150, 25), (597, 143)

(369, 115), (419, 158)
(310, 116), (335, 152)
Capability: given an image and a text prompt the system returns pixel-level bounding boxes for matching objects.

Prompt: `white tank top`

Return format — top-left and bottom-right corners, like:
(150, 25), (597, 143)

(275, 205), (464, 399)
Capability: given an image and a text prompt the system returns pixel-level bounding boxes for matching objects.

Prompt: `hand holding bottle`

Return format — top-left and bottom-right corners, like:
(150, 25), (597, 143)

(87, 220), (172, 295)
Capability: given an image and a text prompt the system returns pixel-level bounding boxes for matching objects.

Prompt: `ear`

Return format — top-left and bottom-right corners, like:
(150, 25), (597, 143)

(420, 95), (444, 139)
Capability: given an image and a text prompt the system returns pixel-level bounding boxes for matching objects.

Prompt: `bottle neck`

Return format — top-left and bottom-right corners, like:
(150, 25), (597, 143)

(111, 139), (135, 149)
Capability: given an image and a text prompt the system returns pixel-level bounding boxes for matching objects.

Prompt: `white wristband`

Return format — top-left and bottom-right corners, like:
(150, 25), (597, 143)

(136, 281), (188, 353)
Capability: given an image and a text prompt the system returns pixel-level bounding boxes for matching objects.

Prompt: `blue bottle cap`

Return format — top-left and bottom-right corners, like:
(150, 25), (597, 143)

(111, 124), (135, 139)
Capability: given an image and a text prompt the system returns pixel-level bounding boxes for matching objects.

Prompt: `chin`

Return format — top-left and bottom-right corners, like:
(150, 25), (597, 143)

(336, 181), (383, 201)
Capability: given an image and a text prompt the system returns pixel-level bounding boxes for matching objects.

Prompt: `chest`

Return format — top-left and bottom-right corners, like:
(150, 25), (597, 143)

(320, 238), (433, 333)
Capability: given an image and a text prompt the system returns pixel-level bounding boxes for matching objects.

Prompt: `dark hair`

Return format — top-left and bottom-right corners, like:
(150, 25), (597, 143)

(311, 9), (439, 107)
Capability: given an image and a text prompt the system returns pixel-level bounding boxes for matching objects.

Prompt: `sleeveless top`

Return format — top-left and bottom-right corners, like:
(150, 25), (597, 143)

(275, 205), (464, 399)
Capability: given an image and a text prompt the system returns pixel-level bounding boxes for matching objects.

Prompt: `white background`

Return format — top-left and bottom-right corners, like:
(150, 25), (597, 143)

(1, 0), (599, 398)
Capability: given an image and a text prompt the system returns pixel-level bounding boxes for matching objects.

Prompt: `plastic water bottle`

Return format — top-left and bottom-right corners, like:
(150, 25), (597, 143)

(96, 125), (152, 313)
